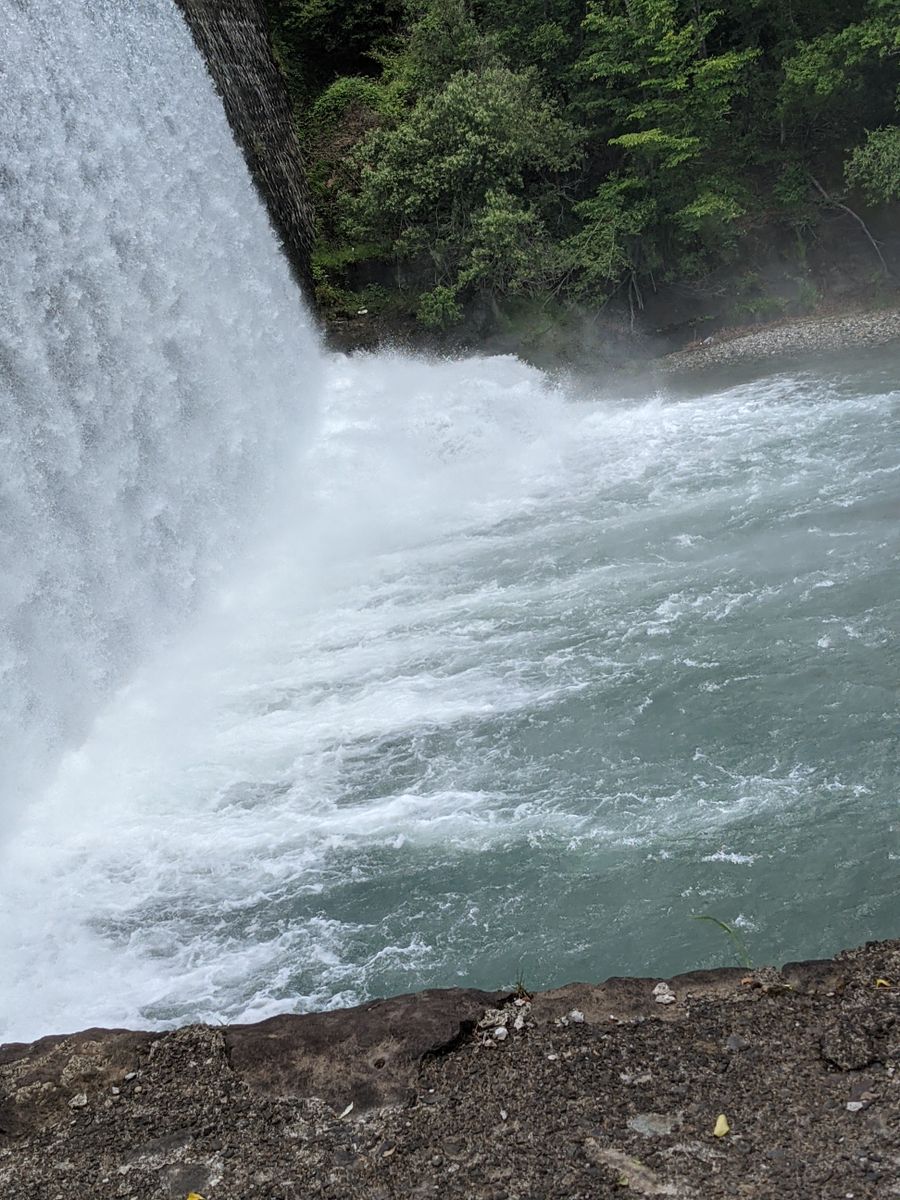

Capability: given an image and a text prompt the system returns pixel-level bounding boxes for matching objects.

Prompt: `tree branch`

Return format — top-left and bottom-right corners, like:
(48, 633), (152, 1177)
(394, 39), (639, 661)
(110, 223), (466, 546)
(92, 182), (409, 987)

(808, 173), (891, 277)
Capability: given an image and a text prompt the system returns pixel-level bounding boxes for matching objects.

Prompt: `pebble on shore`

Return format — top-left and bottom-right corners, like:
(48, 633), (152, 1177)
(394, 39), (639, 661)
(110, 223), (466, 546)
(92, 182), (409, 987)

(662, 309), (900, 374)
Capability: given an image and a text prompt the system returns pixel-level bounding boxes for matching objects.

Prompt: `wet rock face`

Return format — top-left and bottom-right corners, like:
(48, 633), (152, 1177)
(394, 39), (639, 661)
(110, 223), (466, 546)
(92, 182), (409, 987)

(174, 0), (315, 299)
(0, 1028), (158, 1137)
(225, 987), (506, 1112)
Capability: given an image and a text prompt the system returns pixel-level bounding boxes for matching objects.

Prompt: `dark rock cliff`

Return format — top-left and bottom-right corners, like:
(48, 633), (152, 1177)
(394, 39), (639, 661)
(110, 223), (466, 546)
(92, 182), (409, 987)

(174, 0), (315, 301)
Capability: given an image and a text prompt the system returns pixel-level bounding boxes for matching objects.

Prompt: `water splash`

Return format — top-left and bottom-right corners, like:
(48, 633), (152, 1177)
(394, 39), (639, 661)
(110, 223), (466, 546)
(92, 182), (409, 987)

(1, 1), (897, 1046)
(2, 348), (898, 1040)
(0, 0), (317, 824)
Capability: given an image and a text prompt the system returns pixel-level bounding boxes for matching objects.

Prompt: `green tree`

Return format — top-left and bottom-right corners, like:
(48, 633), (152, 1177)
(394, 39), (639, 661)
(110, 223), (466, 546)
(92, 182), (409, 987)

(779, 0), (900, 151)
(571, 0), (756, 293)
(265, 0), (405, 104)
(268, 0), (900, 334)
(846, 125), (900, 202)
(401, 0), (499, 93)
(474, 0), (587, 95)
(346, 64), (581, 323)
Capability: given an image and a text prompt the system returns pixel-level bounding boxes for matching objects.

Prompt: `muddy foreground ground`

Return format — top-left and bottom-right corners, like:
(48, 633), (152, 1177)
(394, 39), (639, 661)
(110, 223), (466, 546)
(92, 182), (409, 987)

(1, 940), (898, 1199)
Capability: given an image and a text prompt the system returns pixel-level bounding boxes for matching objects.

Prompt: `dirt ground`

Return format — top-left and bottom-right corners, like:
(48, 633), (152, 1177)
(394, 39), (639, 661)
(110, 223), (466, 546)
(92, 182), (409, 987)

(1, 939), (898, 1199)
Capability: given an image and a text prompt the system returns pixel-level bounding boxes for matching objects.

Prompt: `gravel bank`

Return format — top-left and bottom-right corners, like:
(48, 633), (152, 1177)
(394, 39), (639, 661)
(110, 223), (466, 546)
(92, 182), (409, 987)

(2, 939), (898, 1199)
(661, 309), (900, 373)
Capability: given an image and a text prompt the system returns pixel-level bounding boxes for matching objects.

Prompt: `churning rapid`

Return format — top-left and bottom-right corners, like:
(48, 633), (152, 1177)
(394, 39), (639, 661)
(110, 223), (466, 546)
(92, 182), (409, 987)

(1, 5), (898, 1044)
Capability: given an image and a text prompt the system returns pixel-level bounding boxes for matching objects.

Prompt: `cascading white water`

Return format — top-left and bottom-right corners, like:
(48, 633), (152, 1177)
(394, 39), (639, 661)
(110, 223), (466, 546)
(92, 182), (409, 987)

(1, 0), (897, 1046)
(0, 0), (316, 826)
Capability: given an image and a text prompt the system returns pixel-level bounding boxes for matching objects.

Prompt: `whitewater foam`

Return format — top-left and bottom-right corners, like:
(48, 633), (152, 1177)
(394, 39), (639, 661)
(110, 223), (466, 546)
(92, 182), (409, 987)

(2, 348), (898, 1041)
(0, 0), (316, 827)
(1, 3), (898, 1045)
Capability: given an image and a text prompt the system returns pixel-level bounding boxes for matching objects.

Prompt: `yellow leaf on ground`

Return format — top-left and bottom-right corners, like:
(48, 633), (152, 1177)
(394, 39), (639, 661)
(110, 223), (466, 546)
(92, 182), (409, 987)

(875, 978), (891, 987)
(186, 1193), (205, 1200)
(713, 1113), (730, 1137)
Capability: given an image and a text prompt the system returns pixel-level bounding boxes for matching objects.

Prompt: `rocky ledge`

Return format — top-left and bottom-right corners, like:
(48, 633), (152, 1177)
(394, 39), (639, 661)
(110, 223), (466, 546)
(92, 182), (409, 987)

(661, 309), (900, 373)
(1, 940), (898, 1198)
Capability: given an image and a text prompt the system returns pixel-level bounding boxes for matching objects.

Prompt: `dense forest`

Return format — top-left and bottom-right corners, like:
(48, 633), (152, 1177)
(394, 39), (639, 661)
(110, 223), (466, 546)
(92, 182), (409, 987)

(264, 0), (900, 341)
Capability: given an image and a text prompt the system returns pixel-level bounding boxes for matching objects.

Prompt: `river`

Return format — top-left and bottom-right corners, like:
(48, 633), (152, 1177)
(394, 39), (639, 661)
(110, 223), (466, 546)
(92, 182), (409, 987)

(3, 345), (898, 1040)
(0, 0), (897, 1043)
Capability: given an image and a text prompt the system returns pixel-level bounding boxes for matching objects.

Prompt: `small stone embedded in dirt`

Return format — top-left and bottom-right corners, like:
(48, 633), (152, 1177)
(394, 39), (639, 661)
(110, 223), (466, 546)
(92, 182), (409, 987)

(568, 1010), (585, 1024)
(585, 1141), (680, 1197)
(478, 1008), (510, 1031)
(820, 1019), (878, 1070)
(652, 982), (677, 1005)
(627, 1112), (683, 1137)
(67, 1094), (87, 1110)
(494, 1027), (508, 1042)
(663, 1139), (725, 1165)
(725, 1033), (751, 1052)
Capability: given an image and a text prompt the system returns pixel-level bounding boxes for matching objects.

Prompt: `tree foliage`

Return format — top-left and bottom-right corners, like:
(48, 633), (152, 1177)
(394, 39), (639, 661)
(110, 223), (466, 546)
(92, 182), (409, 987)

(571, 0), (756, 290)
(846, 125), (900, 202)
(345, 64), (580, 321)
(264, 0), (900, 325)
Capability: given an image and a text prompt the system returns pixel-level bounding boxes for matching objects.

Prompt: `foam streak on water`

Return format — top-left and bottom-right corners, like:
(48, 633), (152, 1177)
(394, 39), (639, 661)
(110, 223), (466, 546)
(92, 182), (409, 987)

(2, 347), (898, 1041)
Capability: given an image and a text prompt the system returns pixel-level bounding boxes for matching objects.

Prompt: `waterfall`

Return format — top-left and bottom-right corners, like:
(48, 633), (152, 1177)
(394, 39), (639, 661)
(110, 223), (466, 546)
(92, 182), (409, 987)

(0, 0), (317, 826)
(2, 0), (896, 1047)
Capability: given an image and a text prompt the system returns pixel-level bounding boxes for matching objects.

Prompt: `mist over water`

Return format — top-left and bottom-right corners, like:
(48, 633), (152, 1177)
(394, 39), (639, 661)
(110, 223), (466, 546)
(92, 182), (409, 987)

(1, 4), (898, 1044)
(3, 343), (899, 1040)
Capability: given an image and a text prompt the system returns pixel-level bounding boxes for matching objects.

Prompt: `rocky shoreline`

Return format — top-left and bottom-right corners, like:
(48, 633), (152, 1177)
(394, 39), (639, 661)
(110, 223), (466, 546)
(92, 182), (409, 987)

(659, 308), (900, 374)
(323, 302), (900, 378)
(2, 939), (898, 1198)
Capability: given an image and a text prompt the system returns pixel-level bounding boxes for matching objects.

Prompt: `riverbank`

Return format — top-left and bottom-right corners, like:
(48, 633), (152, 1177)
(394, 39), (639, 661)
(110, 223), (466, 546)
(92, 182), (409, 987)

(2, 939), (898, 1198)
(324, 301), (900, 379)
(660, 308), (900, 375)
